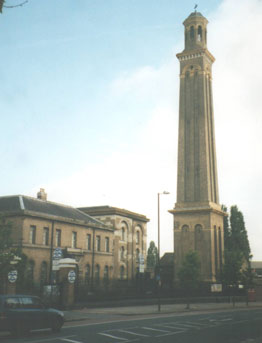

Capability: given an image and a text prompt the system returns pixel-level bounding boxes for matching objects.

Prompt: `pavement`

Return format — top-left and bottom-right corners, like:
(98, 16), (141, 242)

(63, 300), (262, 323)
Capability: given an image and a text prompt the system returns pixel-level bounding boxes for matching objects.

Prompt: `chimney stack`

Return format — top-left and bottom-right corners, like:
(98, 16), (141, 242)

(37, 188), (47, 201)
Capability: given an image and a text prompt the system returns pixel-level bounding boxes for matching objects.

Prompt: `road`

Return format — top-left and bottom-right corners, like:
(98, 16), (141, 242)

(1, 308), (262, 343)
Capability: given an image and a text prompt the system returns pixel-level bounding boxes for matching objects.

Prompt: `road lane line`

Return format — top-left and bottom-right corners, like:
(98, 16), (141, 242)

(118, 329), (149, 337)
(220, 318), (233, 321)
(175, 322), (205, 329)
(60, 338), (83, 343)
(183, 321), (210, 326)
(99, 332), (129, 340)
(156, 331), (186, 337)
(142, 326), (170, 333)
(158, 324), (188, 331)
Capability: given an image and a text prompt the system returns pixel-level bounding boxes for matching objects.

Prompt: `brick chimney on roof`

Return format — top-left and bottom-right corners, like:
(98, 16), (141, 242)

(37, 188), (47, 201)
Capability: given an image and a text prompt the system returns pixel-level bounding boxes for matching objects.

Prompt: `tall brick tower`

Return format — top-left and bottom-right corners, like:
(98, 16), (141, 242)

(169, 11), (225, 282)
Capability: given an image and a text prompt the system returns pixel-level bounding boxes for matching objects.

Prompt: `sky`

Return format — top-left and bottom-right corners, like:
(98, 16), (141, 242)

(0, 0), (262, 259)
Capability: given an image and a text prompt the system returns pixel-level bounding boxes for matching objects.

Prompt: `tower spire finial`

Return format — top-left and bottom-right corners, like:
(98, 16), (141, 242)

(194, 4), (198, 12)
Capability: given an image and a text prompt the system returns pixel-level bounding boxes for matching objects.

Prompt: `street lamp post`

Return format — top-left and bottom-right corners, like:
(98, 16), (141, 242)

(157, 191), (170, 312)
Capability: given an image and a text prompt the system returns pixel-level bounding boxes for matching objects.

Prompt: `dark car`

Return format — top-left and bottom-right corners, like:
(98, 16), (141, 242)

(0, 294), (64, 335)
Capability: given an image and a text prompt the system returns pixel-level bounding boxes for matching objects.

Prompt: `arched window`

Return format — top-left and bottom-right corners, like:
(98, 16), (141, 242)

(120, 246), (125, 260)
(136, 248), (140, 262)
(195, 224), (202, 234)
(197, 25), (202, 41)
(95, 264), (100, 284)
(104, 266), (109, 280)
(121, 221), (128, 241)
(27, 260), (35, 281)
(85, 264), (90, 284)
(136, 231), (140, 244)
(40, 261), (47, 285)
(182, 225), (189, 233)
(121, 228), (125, 241)
(120, 266), (125, 280)
(190, 25), (195, 40)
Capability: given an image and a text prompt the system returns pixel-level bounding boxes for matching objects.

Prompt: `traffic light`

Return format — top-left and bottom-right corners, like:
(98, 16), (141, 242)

(0, 0), (4, 13)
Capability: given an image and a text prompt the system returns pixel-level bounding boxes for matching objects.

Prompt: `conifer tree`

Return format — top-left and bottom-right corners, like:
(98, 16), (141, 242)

(221, 205), (252, 291)
(146, 241), (158, 269)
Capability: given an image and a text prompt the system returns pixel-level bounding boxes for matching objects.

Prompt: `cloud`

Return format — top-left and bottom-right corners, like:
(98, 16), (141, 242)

(109, 61), (177, 106)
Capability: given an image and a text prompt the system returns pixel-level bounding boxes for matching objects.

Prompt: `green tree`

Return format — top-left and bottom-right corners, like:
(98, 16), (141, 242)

(178, 250), (201, 309)
(230, 206), (251, 263)
(221, 205), (252, 293)
(146, 241), (158, 269)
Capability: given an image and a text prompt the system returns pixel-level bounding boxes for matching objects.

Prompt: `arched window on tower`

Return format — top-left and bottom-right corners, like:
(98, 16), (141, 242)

(182, 225), (189, 233)
(190, 25), (195, 40)
(195, 224), (202, 234)
(197, 26), (202, 41)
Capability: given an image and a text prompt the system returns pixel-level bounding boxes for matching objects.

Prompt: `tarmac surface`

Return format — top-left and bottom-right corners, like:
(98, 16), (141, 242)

(1, 300), (262, 342)
(62, 301), (262, 343)
(64, 300), (262, 323)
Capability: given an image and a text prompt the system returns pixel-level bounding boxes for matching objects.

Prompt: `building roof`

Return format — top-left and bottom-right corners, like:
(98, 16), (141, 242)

(251, 261), (262, 269)
(78, 205), (150, 223)
(183, 11), (208, 26)
(160, 253), (174, 265)
(0, 195), (107, 227)
(188, 11), (204, 18)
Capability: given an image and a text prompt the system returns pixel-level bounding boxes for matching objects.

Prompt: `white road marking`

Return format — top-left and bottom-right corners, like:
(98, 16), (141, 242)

(158, 324), (188, 331)
(60, 338), (83, 343)
(98, 332), (129, 340)
(174, 322), (205, 329)
(183, 321), (210, 326)
(220, 318), (233, 321)
(156, 330), (187, 337)
(142, 326), (171, 333)
(118, 329), (149, 337)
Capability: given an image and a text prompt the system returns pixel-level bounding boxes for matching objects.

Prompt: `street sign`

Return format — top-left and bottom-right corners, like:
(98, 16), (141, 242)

(52, 260), (60, 271)
(8, 270), (18, 283)
(68, 270), (76, 284)
(53, 248), (63, 260)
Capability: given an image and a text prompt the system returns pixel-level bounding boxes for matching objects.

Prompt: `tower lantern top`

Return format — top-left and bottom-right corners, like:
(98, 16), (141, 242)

(183, 12), (208, 51)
